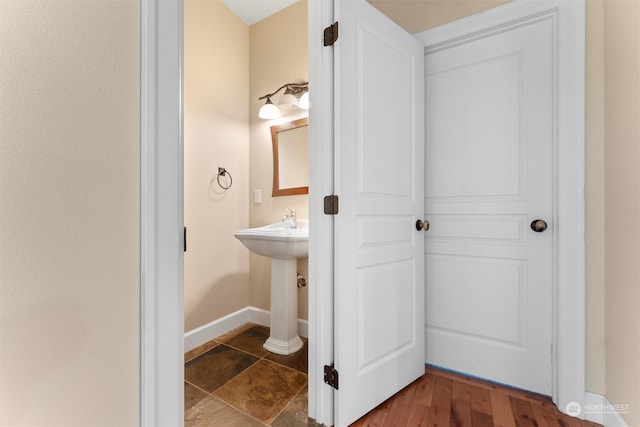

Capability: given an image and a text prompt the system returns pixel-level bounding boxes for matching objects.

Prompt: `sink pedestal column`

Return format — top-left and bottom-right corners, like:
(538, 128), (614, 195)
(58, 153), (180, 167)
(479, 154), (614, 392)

(263, 258), (303, 355)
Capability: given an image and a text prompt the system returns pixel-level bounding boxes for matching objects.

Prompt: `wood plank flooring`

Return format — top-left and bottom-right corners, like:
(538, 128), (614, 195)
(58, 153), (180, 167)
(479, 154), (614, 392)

(350, 366), (602, 427)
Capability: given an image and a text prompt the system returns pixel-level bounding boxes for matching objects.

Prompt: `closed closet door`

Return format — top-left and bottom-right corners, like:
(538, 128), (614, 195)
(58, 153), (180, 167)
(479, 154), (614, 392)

(424, 17), (555, 395)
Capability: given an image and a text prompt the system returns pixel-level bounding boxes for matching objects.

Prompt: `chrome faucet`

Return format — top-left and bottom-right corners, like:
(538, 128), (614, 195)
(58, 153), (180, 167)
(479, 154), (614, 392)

(282, 208), (297, 228)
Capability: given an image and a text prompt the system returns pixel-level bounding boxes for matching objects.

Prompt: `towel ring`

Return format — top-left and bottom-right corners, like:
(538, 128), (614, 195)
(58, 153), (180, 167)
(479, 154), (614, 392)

(217, 167), (232, 190)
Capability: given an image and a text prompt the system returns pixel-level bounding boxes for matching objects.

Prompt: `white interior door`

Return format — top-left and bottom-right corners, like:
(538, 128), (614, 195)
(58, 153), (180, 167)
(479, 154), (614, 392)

(333, 1), (425, 426)
(424, 18), (554, 395)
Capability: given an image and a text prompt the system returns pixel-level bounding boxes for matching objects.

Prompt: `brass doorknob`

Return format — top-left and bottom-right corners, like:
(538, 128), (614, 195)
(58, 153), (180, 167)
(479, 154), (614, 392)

(416, 219), (430, 232)
(530, 219), (548, 232)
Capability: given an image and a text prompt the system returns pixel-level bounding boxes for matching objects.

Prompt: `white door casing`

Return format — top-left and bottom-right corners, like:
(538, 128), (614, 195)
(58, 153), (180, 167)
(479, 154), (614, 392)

(424, 17), (554, 395)
(333, 1), (425, 426)
(307, 0), (336, 424)
(140, 0), (185, 425)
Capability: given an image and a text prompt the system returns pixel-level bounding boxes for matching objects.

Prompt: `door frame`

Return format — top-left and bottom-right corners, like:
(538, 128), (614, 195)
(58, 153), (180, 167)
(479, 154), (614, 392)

(140, 0), (585, 425)
(139, 1), (330, 424)
(415, 0), (586, 414)
(140, 0), (185, 425)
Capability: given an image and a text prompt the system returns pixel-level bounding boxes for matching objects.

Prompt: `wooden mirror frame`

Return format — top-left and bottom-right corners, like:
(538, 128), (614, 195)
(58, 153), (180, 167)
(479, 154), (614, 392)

(271, 117), (309, 197)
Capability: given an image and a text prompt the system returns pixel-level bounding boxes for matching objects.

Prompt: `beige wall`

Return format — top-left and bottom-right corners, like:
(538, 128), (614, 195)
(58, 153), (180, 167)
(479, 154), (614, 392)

(1, 0), (636, 424)
(586, 0), (607, 396)
(0, 0), (140, 425)
(183, 0), (309, 329)
(369, 0), (511, 34)
(602, 0), (640, 424)
(585, 0), (640, 421)
(249, 1), (309, 320)
(183, 0), (250, 332)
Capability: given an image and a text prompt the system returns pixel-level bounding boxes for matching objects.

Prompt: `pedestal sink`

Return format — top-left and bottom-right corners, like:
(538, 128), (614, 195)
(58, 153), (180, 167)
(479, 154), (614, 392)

(234, 219), (308, 355)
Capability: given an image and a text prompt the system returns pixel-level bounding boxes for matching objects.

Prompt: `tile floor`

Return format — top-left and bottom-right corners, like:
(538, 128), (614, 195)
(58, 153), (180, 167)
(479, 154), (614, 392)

(184, 323), (309, 427)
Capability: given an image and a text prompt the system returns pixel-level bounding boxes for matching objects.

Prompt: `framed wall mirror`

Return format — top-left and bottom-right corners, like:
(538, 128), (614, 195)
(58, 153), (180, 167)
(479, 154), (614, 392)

(271, 117), (309, 196)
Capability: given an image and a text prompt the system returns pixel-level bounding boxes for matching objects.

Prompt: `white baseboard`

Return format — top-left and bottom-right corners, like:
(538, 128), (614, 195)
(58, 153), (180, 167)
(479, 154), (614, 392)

(584, 392), (630, 427)
(184, 306), (309, 352)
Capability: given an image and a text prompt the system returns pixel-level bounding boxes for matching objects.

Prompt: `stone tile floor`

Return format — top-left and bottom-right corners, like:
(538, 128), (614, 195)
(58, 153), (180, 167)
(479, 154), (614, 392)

(184, 323), (308, 427)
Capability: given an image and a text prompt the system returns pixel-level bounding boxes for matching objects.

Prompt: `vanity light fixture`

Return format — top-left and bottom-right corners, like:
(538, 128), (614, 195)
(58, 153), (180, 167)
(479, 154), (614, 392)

(258, 81), (309, 119)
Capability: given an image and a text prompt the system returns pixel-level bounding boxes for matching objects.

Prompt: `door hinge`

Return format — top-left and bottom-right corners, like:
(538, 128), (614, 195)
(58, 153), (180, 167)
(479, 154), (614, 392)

(324, 195), (339, 215)
(324, 21), (339, 46)
(324, 364), (339, 389)
(183, 226), (187, 253)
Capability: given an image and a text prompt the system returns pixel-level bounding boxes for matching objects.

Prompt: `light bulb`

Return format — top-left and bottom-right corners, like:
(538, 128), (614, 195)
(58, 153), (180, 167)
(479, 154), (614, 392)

(259, 98), (281, 119)
(278, 93), (299, 110)
(298, 91), (310, 110)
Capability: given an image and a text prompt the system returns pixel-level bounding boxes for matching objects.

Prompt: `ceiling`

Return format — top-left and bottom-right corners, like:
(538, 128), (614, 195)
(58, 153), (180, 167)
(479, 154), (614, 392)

(220, 0), (300, 26)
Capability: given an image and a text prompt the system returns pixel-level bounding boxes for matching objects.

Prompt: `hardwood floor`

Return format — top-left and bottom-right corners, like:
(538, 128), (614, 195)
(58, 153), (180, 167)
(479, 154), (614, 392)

(349, 366), (602, 427)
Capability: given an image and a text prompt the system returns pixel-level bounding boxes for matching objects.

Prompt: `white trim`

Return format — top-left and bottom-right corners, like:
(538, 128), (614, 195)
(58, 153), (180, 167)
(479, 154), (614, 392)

(184, 307), (309, 352)
(584, 392), (606, 425)
(140, 0), (184, 425)
(416, 0), (586, 415)
(308, 0), (336, 425)
(247, 307), (308, 337)
(140, 2), (156, 423)
(184, 308), (252, 352)
(416, 0), (563, 46)
(584, 392), (630, 427)
(553, 0), (586, 413)
(248, 307), (271, 330)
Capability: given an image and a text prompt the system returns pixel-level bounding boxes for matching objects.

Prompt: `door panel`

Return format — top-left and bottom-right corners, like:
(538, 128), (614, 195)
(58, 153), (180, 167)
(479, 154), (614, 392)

(425, 18), (554, 395)
(427, 255), (524, 344)
(334, 0), (425, 425)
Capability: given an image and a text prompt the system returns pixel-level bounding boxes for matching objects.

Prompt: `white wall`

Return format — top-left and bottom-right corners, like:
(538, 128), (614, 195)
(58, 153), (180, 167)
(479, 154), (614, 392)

(0, 0), (140, 424)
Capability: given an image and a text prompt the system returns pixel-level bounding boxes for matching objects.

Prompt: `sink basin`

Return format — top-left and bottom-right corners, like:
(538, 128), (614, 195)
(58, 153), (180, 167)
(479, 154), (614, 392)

(234, 219), (308, 259)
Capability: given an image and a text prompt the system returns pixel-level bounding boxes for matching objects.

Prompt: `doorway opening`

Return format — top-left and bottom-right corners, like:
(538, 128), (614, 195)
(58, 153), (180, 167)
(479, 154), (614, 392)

(182, 0), (311, 424)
